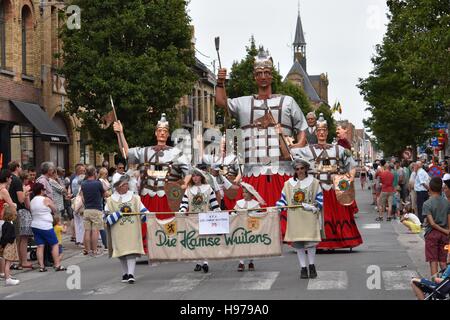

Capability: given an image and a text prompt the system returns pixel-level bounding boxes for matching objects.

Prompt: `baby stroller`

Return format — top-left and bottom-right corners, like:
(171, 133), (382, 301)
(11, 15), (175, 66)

(28, 237), (37, 261)
(423, 277), (450, 300)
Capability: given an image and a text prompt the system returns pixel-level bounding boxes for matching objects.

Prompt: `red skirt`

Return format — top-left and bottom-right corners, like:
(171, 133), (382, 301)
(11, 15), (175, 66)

(223, 187), (243, 210)
(317, 189), (363, 249)
(243, 174), (291, 239)
(140, 194), (174, 254)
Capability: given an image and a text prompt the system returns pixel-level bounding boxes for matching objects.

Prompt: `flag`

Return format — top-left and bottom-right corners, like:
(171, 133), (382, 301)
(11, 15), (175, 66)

(101, 110), (115, 129)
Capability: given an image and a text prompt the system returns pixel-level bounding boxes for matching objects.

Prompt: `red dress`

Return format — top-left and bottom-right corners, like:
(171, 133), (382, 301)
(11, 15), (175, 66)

(140, 195), (174, 255)
(317, 189), (362, 249)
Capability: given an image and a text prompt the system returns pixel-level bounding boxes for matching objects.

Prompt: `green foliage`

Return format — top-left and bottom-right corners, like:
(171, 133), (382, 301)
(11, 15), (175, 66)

(358, 0), (450, 157)
(60, 0), (196, 152)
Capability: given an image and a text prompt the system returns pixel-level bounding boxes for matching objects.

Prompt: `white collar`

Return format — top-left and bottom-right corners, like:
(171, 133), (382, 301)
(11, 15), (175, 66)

(288, 175), (313, 188)
(237, 199), (260, 209)
(189, 184), (210, 195)
(111, 190), (134, 202)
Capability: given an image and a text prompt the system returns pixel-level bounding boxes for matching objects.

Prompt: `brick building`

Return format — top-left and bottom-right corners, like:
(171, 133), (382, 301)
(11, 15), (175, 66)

(0, 0), (79, 171)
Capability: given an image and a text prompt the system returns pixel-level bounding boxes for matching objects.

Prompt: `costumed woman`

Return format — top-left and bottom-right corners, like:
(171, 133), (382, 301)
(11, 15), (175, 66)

(233, 182), (266, 272)
(336, 121), (359, 215)
(292, 114), (363, 250)
(104, 175), (149, 284)
(179, 168), (221, 273)
(276, 158), (323, 279)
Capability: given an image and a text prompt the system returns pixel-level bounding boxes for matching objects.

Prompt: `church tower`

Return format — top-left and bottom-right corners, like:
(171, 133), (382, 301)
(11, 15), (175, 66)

(293, 4), (307, 72)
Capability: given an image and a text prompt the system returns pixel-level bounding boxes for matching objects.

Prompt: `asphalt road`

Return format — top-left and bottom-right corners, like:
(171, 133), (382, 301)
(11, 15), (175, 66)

(0, 179), (427, 300)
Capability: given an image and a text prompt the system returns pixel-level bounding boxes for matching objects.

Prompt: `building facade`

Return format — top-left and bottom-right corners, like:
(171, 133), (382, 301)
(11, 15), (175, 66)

(0, 0), (79, 172)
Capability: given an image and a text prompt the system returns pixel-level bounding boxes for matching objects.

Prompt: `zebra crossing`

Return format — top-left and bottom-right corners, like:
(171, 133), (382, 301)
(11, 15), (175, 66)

(79, 269), (418, 296)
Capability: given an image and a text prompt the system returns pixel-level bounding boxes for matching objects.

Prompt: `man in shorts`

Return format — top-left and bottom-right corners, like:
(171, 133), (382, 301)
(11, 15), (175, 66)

(80, 166), (105, 256)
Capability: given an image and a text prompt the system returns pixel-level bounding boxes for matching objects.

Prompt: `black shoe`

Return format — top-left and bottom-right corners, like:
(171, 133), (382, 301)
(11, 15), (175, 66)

(194, 264), (202, 272)
(121, 274), (129, 283)
(237, 263), (245, 272)
(309, 264), (317, 279)
(300, 267), (309, 279)
(127, 274), (135, 284)
(248, 262), (255, 271)
(202, 263), (209, 273)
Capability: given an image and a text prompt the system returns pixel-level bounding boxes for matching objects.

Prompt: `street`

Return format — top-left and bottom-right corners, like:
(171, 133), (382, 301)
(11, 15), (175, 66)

(0, 179), (427, 300)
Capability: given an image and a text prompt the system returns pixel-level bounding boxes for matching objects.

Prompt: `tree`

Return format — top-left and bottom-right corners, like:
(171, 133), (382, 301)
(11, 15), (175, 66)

(358, 0), (450, 157)
(60, 0), (196, 153)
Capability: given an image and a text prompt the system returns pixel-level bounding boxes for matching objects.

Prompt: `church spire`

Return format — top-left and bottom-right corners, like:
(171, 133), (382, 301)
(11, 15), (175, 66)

(293, 1), (307, 71)
(293, 2), (306, 46)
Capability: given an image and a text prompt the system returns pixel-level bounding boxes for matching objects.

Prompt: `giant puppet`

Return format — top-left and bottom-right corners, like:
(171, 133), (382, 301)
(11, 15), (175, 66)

(292, 114), (363, 250)
(215, 49), (308, 235)
(113, 114), (190, 253)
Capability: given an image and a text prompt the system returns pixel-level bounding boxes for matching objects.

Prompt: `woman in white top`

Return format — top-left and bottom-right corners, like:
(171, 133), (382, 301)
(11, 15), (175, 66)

(30, 183), (66, 272)
(98, 168), (112, 197)
(233, 182), (266, 272)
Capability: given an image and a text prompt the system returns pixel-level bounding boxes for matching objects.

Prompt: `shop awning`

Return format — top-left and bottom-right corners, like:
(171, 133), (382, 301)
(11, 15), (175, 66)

(10, 100), (69, 143)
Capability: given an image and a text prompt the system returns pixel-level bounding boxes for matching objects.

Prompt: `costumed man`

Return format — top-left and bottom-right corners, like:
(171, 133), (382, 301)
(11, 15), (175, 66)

(215, 48), (308, 237)
(113, 114), (191, 255)
(276, 158), (324, 279)
(179, 168), (221, 273)
(304, 112), (318, 145)
(222, 153), (243, 210)
(292, 114), (363, 250)
(233, 182), (266, 271)
(104, 175), (149, 284)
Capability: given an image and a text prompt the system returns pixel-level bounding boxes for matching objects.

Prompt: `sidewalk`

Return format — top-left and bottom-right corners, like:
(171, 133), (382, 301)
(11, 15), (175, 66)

(10, 233), (101, 275)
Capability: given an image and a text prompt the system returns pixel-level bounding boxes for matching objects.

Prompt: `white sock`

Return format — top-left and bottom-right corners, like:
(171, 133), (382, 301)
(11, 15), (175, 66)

(307, 247), (316, 265)
(127, 256), (136, 276)
(203, 260), (208, 265)
(239, 260), (244, 264)
(296, 249), (307, 268)
(119, 257), (128, 275)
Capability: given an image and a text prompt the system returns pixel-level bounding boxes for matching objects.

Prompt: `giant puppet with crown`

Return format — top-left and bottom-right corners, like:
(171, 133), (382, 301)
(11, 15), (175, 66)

(113, 114), (191, 253)
(292, 114), (363, 250)
(215, 48), (309, 237)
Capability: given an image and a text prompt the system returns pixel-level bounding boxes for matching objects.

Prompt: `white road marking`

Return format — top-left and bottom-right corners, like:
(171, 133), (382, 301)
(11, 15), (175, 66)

(82, 282), (127, 295)
(363, 223), (381, 229)
(154, 273), (210, 293)
(5, 292), (25, 299)
(233, 272), (279, 291)
(307, 271), (348, 290)
(382, 270), (418, 290)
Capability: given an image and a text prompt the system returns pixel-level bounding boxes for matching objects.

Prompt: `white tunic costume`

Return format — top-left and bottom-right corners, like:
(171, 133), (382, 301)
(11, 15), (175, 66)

(227, 95), (307, 177)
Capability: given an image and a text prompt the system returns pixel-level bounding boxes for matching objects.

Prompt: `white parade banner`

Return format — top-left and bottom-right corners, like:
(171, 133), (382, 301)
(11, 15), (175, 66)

(146, 211), (281, 261)
(198, 211), (230, 235)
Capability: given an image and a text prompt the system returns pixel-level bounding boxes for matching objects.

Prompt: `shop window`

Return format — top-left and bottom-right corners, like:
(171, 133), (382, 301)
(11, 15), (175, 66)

(10, 125), (34, 169)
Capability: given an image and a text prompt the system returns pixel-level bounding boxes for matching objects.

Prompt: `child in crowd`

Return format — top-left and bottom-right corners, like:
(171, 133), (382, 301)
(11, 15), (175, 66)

(0, 205), (20, 286)
(399, 204), (421, 234)
(53, 216), (67, 261)
(392, 189), (401, 220)
(422, 177), (450, 278)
